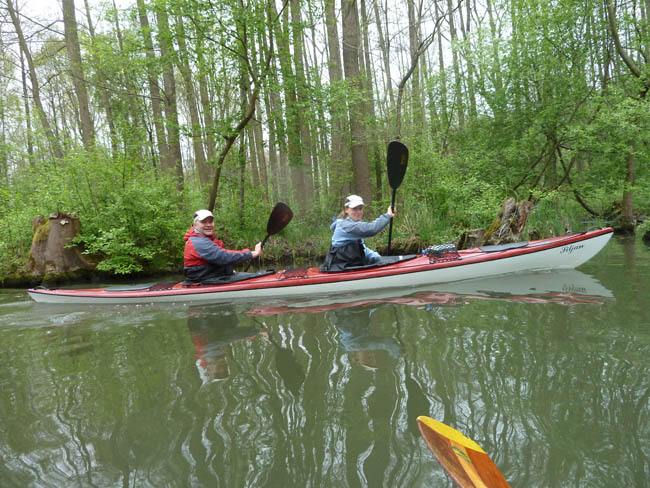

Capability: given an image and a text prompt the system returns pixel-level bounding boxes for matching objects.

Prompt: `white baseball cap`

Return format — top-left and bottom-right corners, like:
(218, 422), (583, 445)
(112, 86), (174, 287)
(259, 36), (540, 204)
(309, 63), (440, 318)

(344, 195), (365, 208)
(193, 209), (214, 223)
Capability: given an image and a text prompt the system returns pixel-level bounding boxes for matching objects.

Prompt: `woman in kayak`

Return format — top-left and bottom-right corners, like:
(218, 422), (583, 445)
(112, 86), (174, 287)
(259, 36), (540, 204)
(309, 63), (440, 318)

(184, 209), (263, 284)
(321, 195), (395, 271)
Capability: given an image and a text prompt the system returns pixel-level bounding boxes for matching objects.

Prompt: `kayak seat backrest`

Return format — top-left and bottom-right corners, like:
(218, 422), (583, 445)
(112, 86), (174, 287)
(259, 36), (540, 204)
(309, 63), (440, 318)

(320, 254), (418, 273)
(479, 241), (529, 252)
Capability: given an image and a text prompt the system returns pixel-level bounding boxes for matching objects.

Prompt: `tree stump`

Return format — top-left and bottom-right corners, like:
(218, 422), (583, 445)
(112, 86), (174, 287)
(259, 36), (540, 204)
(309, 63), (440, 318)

(457, 197), (532, 249)
(482, 197), (532, 245)
(28, 212), (93, 279)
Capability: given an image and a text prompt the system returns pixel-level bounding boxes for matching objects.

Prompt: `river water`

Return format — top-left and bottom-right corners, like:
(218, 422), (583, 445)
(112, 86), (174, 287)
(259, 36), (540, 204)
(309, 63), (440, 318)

(1, 236), (648, 487)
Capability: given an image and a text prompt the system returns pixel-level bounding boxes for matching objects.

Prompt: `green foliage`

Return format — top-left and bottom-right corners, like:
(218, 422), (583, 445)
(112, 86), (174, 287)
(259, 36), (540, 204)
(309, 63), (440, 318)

(1, 150), (188, 276)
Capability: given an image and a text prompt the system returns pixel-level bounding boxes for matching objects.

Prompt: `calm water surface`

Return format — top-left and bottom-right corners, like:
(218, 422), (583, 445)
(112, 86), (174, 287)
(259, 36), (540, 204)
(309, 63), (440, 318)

(1, 236), (649, 487)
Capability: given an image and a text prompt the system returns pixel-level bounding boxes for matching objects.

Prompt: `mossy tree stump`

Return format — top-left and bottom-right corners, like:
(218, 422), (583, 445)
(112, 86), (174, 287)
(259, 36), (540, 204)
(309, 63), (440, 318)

(28, 212), (93, 280)
(458, 197), (532, 249)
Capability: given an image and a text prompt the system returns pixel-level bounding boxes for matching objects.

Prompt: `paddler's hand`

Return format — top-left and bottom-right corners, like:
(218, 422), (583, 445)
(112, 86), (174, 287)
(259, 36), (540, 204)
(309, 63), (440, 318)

(251, 242), (263, 258)
(387, 205), (396, 218)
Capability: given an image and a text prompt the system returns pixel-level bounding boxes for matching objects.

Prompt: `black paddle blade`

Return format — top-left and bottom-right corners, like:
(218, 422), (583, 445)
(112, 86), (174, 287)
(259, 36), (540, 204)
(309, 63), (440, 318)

(387, 140), (409, 189)
(267, 202), (293, 236)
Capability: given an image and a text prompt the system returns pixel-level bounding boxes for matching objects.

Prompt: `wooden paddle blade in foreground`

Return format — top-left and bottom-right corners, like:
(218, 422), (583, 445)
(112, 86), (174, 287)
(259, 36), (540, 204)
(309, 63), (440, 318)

(417, 416), (510, 488)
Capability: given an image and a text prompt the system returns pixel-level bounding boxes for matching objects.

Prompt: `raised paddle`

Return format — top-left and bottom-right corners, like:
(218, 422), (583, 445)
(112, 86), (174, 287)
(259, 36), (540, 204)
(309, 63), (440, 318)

(386, 140), (409, 253)
(417, 416), (510, 488)
(245, 202), (293, 271)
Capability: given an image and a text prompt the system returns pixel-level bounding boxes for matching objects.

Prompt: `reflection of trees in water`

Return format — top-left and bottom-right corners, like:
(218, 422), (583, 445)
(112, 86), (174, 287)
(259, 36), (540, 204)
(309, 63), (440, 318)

(424, 298), (650, 486)
(4, 254), (650, 487)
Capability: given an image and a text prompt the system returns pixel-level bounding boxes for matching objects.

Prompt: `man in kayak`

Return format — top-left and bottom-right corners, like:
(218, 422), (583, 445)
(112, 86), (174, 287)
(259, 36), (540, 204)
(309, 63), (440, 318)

(184, 209), (263, 284)
(321, 195), (395, 271)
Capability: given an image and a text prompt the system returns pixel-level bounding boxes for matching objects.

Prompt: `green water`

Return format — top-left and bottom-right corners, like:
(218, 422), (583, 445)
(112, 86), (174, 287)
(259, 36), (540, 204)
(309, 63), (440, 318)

(1, 236), (648, 487)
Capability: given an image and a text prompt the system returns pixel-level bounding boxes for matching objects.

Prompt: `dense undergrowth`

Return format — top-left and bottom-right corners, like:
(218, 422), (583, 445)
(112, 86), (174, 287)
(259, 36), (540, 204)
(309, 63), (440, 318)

(1, 142), (646, 286)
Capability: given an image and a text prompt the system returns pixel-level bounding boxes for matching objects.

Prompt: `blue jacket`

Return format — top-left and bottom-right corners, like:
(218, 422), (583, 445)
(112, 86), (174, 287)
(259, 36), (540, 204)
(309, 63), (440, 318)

(330, 213), (391, 262)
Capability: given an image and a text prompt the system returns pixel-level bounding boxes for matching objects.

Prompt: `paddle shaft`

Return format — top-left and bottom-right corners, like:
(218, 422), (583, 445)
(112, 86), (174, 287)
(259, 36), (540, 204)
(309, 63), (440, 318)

(244, 236), (267, 272)
(387, 188), (397, 253)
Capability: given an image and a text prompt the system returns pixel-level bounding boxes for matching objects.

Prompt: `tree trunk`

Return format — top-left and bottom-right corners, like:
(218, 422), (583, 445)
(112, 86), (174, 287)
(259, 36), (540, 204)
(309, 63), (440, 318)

(196, 39), (217, 184)
(436, 1), (449, 133)
(276, 3), (307, 210)
(446, 0), (465, 127)
(19, 50), (34, 162)
(155, 5), (184, 191)
(290, 0), (315, 204)
(373, 0), (394, 108)
(176, 16), (210, 186)
(6, 0), (63, 160)
(252, 98), (269, 200)
(83, 0), (117, 155)
(342, 0), (372, 205)
(110, 0), (144, 161)
(62, 0), (95, 150)
(136, 0), (169, 169)
(407, 0), (423, 135)
(324, 0), (350, 202)
(360, 0), (383, 203)
(458, 0), (477, 118)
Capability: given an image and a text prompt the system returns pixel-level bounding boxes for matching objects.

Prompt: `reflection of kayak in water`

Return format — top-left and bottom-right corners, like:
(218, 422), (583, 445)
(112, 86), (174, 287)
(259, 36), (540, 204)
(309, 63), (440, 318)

(28, 228), (613, 304)
(246, 269), (614, 316)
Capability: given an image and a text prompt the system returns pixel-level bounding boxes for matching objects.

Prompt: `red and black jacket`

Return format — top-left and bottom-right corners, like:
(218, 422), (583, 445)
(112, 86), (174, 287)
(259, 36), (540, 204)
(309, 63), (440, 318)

(183, 227), (252, 284)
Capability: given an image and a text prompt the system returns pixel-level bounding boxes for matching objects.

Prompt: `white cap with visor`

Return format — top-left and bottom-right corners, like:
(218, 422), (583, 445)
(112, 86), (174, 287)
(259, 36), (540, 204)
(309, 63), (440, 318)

(193, 209), (214, 223)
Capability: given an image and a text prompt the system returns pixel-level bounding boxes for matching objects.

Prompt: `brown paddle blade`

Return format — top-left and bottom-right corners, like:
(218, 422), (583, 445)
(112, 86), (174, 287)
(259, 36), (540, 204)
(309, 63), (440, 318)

(245, 203), (293, 271)
(417, 416), (510, 488)
(266, 202), (293, 239)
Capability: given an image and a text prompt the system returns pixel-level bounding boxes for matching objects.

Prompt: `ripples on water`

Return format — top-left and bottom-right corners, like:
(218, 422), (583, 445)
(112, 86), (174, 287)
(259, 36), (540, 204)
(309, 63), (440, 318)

(1, 238), (649, 487)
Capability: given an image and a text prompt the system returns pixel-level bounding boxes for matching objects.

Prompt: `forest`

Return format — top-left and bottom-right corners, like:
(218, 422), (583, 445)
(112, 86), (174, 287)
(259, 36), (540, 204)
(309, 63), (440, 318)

(0, 0), (649, 283)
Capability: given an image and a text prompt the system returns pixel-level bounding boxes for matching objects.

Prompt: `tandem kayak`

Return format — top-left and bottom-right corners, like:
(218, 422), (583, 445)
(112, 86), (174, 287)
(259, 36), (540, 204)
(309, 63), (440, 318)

(28, 227), (613, 305)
